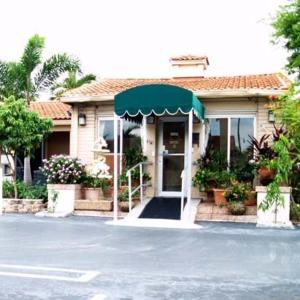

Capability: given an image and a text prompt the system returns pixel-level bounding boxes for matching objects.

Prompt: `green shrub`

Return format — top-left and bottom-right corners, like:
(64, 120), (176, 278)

(228, 201), (246, 215)
(224, 181), (251, 203)
(291, 202), (300, 222)
(3, 180), (47, 201)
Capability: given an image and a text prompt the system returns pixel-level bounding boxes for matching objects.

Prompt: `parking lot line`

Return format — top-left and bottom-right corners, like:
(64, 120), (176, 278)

(0, 264), (99, 282)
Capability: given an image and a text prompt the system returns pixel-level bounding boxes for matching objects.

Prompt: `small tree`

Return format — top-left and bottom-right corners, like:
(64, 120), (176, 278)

(272, 0), (300, 78)
(0, 96), (52, 198)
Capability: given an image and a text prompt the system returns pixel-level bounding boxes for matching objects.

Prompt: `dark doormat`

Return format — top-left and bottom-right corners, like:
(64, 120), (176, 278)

(139, 197), (186, 220)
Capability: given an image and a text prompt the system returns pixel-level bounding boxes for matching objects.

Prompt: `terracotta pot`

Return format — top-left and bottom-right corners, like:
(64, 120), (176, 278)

(103, 187), (114, 199)
(244, 191), (257, 206)
(82, 188), (103, 201)
(258, 167), (276, 186)
(132, 197), (140, 207)
(213, 189), (228, 206)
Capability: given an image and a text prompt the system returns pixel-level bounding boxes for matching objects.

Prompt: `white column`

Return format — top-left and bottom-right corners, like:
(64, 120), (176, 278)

(187, 110), (193, 204)
(119, 118), (123, 175)
(113, 113), (119, 221)
(142, 116), (147, 155)
(0, 154), (3, 215)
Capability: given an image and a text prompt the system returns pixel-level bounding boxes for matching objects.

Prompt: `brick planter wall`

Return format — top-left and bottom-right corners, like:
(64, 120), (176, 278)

(3, 199), (46, 214)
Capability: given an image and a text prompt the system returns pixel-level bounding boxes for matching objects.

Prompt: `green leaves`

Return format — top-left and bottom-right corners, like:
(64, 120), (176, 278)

(272, 0), (300, 77)
(51, 71), (96, 97)
(34, 53), (81, 92)
(0, 34), (81, 101)
(21, 34), (45, 75)
(0, 96), (52, 157)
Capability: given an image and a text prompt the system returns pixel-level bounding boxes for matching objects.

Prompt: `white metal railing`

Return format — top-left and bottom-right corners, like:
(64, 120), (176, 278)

(126, 161), (151, 212)
(180, 169), (186, 220)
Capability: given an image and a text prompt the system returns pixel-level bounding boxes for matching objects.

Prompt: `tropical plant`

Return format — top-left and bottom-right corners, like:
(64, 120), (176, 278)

(260, 135), (293, 212)
(0, 34), (81, 184)
(0, 96), (52, 198)
(3, 180), (48, 201)
(82, 175), (105, 189)
(193, 148), (234, 190)
(224, 181), (251, 203)
(51, 71), (96, 97)
(40, 155), (85, 184)
(272, 0), (300, 77)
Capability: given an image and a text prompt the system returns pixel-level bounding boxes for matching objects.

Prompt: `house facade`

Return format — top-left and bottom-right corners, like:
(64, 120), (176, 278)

(60, 56), (290, 221)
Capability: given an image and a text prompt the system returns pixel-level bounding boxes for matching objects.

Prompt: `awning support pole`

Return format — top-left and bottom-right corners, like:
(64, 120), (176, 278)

(119, 118), (123, 175)
(113, 113), (119, 222)
(187, 110), (193, 205)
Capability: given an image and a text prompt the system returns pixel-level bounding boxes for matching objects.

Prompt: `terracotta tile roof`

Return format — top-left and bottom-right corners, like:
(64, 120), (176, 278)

(30, 101), (71, 120)
(62, 73), (290, 100)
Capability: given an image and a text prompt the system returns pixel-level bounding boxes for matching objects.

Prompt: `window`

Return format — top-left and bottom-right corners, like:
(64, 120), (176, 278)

(98, 117), (142, 153)
(205, 116), (255, 167)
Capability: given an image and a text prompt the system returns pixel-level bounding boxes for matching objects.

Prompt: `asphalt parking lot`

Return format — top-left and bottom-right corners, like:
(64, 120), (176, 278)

(0, 214), (299, 300)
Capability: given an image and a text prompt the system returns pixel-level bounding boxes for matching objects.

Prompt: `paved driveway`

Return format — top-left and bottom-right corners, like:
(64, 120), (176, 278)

(0, 215), (299, 300)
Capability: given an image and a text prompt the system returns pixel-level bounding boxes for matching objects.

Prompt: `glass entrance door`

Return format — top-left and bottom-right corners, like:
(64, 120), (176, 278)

(158, 118), (187, 196)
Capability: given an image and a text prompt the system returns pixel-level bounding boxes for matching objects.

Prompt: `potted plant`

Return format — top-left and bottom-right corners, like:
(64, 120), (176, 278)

(102, 178), (114, 199)
(227, 201), (246, 215)
(82, 175), (103, 200)
(40, 155), (84, 214)
(212, 171), (234, 206)
(118, 188), (130, 212)
(224, 181), (249, 215)
(249, 126), (288, 186)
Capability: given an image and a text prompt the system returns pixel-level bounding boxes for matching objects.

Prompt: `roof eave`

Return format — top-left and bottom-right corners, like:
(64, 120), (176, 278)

(61, 88), (287, 103)
(194, 88), (287, 98)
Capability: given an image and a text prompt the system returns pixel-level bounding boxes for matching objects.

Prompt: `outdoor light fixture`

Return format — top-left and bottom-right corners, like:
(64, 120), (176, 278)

(268, 110), (275, 123)
(78, 113), (86, 126)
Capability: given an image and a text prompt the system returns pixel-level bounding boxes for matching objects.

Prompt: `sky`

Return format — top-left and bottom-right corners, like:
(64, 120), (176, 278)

(0, 0), (289, 79)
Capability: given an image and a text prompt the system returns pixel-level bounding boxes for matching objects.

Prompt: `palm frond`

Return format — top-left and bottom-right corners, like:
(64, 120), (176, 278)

(34, 53), (81, 92)
(0, 61), (26, 99)
(76, 74), (96, 87)
(21, 34), (45, 75)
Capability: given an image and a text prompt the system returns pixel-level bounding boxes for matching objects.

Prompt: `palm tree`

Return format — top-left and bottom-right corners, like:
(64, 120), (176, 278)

(51, 71), (96, 97)
(0, 34), (81, 183)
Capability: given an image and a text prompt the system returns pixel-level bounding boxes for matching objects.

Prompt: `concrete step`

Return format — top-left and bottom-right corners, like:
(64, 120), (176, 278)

(75, 199), (113, 211)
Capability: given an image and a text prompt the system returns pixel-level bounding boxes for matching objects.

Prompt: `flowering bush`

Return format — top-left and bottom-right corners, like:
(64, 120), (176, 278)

(40, 155), (85, 184)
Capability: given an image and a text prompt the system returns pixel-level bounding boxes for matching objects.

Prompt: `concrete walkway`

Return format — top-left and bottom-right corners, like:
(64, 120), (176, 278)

(0, 214), (299, 299)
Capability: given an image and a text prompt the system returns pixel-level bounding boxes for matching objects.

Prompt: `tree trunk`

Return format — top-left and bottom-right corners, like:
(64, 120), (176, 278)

(23, 156), (32, 185)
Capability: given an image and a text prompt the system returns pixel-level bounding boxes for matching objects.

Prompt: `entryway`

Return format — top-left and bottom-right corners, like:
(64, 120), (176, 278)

(158, 117), (188, 197)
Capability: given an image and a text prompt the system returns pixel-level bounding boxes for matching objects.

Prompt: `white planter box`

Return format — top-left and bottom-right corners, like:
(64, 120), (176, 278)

(47, 184), (81, 215)
(256, 186), (293, 228)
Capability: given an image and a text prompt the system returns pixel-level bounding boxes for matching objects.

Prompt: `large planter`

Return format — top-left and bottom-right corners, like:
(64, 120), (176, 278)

(82, 188), (103, 201)
(258, 167), (275, 186)
(213, 189), (227, 206)
(47, 184), (81, 214)
(256, 186), (293, 228)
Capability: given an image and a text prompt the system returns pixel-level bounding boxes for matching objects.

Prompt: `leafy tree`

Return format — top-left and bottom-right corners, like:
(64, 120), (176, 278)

(270, 85), (300, 201)
(272, 0), (300, 77)
(0, 96), (52, 197)
(51, 71), (96, 97)
(0, 34), (81, 183)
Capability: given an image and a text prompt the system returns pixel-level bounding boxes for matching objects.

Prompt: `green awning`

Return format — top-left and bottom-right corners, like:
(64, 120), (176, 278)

(114, 84), (205, 120)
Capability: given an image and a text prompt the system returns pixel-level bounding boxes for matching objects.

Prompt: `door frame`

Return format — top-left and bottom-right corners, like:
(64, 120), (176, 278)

(157, 116), (188, 197)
